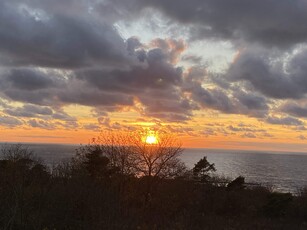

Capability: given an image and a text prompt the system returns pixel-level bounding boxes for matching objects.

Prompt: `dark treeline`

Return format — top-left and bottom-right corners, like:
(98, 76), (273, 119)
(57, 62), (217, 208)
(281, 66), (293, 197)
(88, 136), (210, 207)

(1, 135), (307, 229)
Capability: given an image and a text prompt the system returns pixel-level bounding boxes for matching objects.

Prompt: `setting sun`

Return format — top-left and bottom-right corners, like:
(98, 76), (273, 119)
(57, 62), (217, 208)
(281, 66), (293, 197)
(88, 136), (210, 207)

(145, 135), (158, 144)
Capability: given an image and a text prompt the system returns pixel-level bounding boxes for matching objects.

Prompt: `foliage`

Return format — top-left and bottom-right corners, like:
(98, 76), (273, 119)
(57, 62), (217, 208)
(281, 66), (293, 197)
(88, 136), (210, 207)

(0, 144), (50, 229)
(262, 192), (293, 218)
(192, 156), (216, 182)
(227, 176), (246, 191)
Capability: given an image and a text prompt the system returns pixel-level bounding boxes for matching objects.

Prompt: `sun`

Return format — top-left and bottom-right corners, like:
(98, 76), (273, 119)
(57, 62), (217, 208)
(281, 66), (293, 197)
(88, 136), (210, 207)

(145, 135), (158, 144)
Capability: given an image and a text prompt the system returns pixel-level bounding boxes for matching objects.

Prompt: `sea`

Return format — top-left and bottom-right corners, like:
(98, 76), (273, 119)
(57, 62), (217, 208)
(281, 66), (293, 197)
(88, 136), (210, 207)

(1, 143), (307, 194)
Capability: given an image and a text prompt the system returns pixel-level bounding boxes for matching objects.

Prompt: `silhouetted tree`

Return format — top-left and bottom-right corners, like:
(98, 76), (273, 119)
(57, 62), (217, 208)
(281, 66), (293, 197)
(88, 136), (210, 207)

(77, 131), (187, 205)
(1, 144), (307, 229)
(227, 176), (246, 191)
(0, 144), (50, 229)
(76, 134), (139, 177)
(192, 156), (216, 182)
(131, 132), (186, 179)
(77, 131), (187, 179)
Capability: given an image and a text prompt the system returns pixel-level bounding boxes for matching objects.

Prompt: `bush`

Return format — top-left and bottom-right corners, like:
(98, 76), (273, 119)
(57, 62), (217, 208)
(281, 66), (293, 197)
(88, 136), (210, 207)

(262, 192), (293, 218)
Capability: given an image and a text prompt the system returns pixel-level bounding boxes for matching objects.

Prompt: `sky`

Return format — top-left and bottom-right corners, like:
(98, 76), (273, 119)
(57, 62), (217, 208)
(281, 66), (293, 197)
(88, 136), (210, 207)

(1, 0), (307, 152)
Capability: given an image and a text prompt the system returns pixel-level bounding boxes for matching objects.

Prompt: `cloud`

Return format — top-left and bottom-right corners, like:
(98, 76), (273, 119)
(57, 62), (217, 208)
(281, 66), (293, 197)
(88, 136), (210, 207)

(0, 115), (23, 127)
(202, 127), (217, 137)
(131, 0), (307, 48)
(27, 119), (56, 130)
(241, 132), (257, 138)
(1, 100), (79, 130)
(0, 68), (64, 105)
(4, 104), (53, 117)
(0, 67), (135, 108)
(297, 135), (306, 140)
(97, 117), (136, 131)
(235, 91), (268, 111)
(2, 69), (60, 90)
(52, 111), (76, 122)
(83, 123), (101, 131)
(183, 68), (269, 118)
(0, 38), (189, 123)
(293, 126), (307, 131)
(227, 125), (265, 133)
(266, 116), (304, 126)
(202, 126), (230, 137)
(226, 47), (307, 100)
(228, 124), (273, 138)
(164, 125), (194, 135)
(71, 39), (194, 121)
(0, 1), (135, 69)
(280, 102), (307, 118)
(2, 0), (307, 132)
(181, 55), (202, 64)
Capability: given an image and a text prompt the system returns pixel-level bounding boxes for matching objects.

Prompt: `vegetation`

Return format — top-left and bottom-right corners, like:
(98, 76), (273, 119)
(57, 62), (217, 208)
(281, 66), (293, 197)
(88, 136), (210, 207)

(1, 138), (307, 229)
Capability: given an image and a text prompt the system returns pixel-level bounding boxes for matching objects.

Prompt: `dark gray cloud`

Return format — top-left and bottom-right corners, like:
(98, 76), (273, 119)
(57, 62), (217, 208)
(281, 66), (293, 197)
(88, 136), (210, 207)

(202, 127), (231, 137)
(280, 102), (307, 118)
(191, 86), (235, 113)
(72, 40), (195, 121)
(0, 115), (23, 127)
(1, 0), (307, 129)
(240, 133), (257, 139)
(266, 116), (304, 126)
(3, 69), (58, 90)
(0, 1), (134, 69)
(52, 111), (77, 122)
(27, 119), (56, 130)
(0, 39), (194, 122)
(0, 1), (196, 123)
(235, 91), (268, 111)
(0, 68), (64, 105)
(227, 124), (273, 138)
(202, 127), (217, 137)
(4, 104), (53, 117)
(57, 81), (135, 107)
(183, 69), (269, 118)
(0, 68), (135, 107)
(83, 123), (101, 131)
(97, 117), (136, 131)
(131, 0), (307, 48)
(60, 120), (79, 129)
(228, 125), (265, 133)
(76, 60), (182, 93)
(226, 47), (307, 99)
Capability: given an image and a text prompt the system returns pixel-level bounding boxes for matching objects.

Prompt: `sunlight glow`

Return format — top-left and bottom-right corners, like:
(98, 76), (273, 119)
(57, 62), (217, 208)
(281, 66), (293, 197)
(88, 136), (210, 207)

(145, 135), (158, 144)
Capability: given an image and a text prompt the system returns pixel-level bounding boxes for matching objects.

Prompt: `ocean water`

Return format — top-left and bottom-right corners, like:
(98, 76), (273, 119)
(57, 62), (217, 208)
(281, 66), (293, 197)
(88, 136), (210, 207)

(2, 143), (307, 193)
(180, 148), (307, 193)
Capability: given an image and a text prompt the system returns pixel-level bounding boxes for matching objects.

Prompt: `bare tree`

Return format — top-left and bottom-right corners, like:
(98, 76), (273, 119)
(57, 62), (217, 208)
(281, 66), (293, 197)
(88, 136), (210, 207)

(75, 131), (186, 204)
(130, 132), (186, 179)
(76, 132), (140, 177)
(77, 131), (186, 179)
